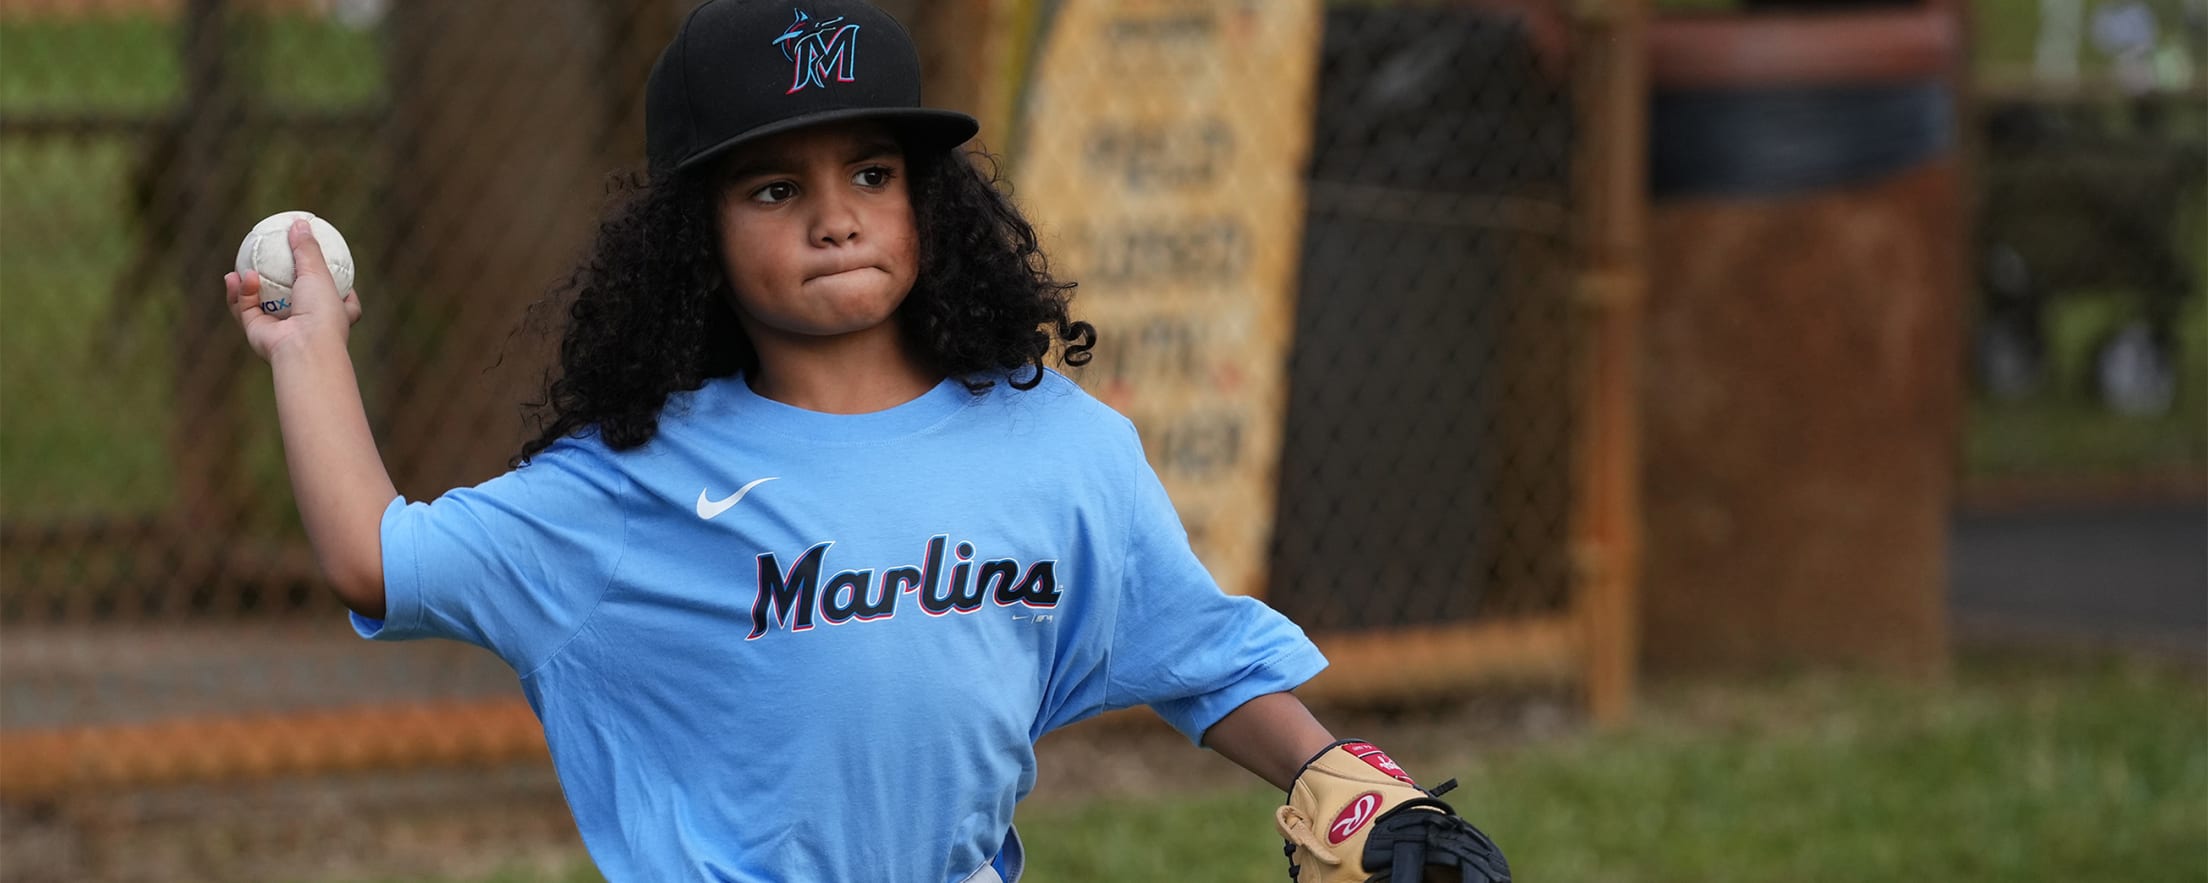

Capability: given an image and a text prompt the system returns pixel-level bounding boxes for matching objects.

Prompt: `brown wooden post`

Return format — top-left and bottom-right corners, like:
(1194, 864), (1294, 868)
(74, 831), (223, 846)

(161, 0), (259, 616)
(592, 0), (690, 174)
(1569, 0), (1648, 725)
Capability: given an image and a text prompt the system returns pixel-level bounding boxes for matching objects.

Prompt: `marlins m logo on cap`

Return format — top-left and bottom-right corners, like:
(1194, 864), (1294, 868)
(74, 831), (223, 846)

(775, 10), (859, 95)
(644, 0), (976, 175)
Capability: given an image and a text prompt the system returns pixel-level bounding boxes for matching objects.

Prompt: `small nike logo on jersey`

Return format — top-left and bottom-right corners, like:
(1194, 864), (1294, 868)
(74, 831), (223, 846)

(697, 477), (778, 520)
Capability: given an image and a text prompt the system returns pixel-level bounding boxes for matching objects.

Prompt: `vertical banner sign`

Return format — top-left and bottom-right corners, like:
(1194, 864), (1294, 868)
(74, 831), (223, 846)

(1014, 1), (1320, 597)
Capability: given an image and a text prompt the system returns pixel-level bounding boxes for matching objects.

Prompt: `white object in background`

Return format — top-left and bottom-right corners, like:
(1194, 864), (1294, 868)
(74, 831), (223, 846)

(2092, 0), (2161, 91)
(2096, 321), (2176, 417)
(2037, 0), (2086, 83)
(316, 0), (390, 31)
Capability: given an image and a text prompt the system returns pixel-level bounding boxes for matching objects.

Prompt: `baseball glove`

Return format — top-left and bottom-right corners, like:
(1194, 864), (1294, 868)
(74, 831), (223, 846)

(1274, 740), (1510, 883)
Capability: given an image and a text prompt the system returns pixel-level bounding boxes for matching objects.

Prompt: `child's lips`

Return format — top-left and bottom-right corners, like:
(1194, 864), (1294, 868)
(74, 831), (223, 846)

(808, 265), (880, 281)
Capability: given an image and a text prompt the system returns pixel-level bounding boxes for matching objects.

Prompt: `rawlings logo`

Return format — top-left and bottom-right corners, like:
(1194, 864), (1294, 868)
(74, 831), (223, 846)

(1344, 741), (1416, 785)
(1329, 792), (1384, 844)
(774, 10), (860, 95)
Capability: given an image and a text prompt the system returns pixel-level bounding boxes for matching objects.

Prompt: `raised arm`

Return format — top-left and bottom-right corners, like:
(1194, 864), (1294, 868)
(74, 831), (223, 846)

(225, 219), (395, 618)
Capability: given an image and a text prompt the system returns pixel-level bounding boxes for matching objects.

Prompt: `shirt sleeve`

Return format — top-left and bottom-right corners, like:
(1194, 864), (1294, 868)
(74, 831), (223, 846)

(350, 439), (631, 675)
(1100, 439), (1328, 745)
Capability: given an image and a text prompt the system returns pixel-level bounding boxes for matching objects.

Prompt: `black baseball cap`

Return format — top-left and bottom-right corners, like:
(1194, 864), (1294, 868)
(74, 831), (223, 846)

(646, 0), (980, 176)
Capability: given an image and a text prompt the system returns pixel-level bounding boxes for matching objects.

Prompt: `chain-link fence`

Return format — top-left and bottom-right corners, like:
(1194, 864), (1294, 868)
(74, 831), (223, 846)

(1, 1), (1634, 878)
(1265, 5), (1577, 630)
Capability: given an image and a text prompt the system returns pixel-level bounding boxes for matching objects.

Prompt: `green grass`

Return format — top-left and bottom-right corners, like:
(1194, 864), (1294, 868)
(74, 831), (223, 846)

(1467, 655), (2207, 882)
(0, 137), (177, 518)
(1020, 653), (2208, 883)
(341, 650), (2207, 883)
(0, 15), (179, 113)
(0, 13), (383, 112)
(1968, 291), (2208, 480)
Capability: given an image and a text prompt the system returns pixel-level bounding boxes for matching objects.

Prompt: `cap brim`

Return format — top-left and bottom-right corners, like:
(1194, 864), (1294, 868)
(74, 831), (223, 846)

(673, 107), (980, 174)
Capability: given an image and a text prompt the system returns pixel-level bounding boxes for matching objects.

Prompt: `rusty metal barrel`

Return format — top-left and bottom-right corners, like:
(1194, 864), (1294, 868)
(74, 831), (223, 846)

(1638, 9), (1964, 675)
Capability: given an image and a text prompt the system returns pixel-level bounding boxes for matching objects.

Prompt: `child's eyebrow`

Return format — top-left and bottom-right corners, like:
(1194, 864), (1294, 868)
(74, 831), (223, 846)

(721, 154), (797, 183)
(720, 139), (902, 182)
(846, 139), (902, 163)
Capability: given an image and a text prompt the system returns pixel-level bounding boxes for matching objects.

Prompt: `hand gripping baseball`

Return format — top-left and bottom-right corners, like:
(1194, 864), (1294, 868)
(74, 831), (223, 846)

(1275, 740), (1511, 883)
(225, 218), (362, 361)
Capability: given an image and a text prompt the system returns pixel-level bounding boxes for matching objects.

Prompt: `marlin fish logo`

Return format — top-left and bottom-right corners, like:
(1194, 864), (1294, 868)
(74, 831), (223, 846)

(773, 10), (859, 95)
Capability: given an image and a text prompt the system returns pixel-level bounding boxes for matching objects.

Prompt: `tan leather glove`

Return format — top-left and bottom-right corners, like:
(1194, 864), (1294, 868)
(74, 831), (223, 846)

(1274, 740), (1510, 882)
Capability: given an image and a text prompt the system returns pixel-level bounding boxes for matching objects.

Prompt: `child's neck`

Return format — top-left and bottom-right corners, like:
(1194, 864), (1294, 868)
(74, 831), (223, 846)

(745, 330), (942, 415)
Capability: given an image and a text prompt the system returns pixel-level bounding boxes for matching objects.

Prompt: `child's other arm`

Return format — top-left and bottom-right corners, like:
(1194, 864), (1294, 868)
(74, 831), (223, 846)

(1203, 691), (1336, 790)
(225, 220), (394, 619)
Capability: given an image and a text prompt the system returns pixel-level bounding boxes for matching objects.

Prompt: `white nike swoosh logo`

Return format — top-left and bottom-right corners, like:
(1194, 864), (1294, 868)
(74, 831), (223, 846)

(696, 476), (778, 520)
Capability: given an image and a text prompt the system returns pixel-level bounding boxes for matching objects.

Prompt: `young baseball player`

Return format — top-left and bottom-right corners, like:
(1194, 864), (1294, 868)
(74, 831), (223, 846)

(225, 1), (1506, 880)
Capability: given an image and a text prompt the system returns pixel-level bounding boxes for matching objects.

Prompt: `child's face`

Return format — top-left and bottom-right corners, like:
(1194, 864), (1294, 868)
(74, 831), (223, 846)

(710, 120), (919, 347)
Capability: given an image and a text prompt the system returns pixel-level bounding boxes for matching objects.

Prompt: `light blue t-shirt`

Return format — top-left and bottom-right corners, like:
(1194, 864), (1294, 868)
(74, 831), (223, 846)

(353, 370), (1327, 883)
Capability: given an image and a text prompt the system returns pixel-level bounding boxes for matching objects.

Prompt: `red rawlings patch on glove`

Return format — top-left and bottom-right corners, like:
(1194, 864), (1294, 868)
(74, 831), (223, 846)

(1329, 791), (1384, 844)
(1342, 741), (1416, 785)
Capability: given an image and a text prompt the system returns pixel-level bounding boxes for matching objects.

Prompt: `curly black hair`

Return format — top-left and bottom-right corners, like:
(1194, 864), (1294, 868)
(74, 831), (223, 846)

(514, 145), (1095, 466)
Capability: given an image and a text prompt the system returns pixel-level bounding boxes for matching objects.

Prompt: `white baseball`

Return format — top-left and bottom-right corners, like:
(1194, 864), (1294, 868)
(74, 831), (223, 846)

(235, 210), (355, 319)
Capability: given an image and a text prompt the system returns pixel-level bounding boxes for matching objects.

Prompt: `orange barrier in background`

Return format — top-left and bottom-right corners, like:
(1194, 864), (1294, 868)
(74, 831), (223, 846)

(0, 617), (1584, 800)
(0, 698), (546, 799)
